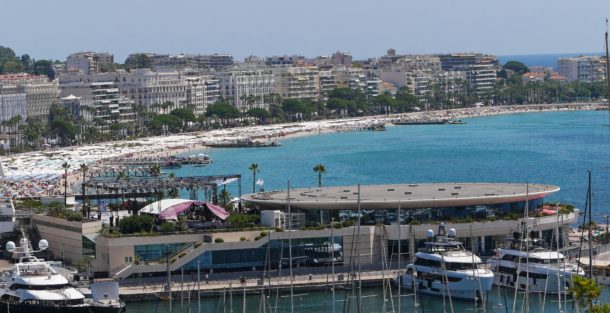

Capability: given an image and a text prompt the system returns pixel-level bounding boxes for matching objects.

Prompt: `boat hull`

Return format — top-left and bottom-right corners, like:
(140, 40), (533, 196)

(400, 272), (494, 302)
(492, 269), (576, 294)
(0, 302), (125, 313)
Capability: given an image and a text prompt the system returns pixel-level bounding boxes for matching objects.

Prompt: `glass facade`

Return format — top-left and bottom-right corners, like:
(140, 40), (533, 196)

(134, 243), (190, 262)
(301, 198), (546, 226)
(181, 236), (343, 272)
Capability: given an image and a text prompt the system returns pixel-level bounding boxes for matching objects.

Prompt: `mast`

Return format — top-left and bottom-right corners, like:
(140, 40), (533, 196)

(356, 184), (362, 313)
(287, 180), (294, 313)
(331, 218), (336, 313)
(586, 170), (593, 279)
(197, 260), (201, 313)
(167, 248), (172, 313)
(605, 18), (610, 115)
(397, 202), (401, 313)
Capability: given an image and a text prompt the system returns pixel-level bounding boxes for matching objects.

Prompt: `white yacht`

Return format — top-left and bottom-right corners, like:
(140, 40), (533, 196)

(0, 236), (125, 313)
(487, 235), (584, 294)
(399, 224), (494, 301)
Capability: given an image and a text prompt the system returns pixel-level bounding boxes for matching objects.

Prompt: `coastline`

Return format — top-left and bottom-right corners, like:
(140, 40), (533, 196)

(0, 102), (604, 198)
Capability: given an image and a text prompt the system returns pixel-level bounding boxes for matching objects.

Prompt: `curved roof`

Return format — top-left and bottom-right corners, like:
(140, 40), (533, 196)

(241, 183), (560, 210)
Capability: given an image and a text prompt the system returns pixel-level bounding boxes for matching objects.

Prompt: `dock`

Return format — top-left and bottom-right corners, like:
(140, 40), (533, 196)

(118, 270), (393, 301)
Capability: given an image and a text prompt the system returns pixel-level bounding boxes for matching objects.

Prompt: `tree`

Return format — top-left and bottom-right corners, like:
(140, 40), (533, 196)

(0, 46), (16, 73)
(170, 108), (196, 131)
(248, 163), (259, 193)
(61, 162), (71, 207)
(247, 108), (271, 124)
(125, 53), (151, 69)
(1, 58), (23, 73)
(313, 164), (326, 187)
(571, 275), (602, 312)
(503, 61), (529, 75)
(205, 101), (240, 124)
(32, 60), (55, 79)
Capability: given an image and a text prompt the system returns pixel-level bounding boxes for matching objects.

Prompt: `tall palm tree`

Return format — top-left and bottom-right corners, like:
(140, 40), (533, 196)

(248, 163), (259, 193)
(79, 163), (89, 217)
(313, 164), (326, 187)
(61, 162), (71, 207)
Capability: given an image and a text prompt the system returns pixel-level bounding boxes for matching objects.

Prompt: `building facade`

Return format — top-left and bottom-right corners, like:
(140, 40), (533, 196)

(117, 69), (188, 112)
(0, 73), (60, 120)
(217, 68), (276, 111)
(184, 74), (221, 115)
(274, 66), (321, 101)
(557, 56), (606, 82)
(66, 52), (114, 74)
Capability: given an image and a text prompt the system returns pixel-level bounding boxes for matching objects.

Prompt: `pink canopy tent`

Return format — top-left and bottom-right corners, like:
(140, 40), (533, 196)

(158, 201), (230, 221)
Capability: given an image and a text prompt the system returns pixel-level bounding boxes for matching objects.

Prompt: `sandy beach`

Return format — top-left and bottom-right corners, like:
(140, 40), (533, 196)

(0, 102), (603, 198)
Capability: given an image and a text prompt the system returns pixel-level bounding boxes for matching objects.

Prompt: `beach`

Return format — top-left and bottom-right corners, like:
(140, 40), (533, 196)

(0, 102), (603, 198)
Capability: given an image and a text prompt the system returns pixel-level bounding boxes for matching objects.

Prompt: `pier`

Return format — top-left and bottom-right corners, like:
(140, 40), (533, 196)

(118, 269), (392, 301)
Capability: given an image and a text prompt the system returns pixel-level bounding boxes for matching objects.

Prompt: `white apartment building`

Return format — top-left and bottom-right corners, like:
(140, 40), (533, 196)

(318, 70), (337, 97)
(438, 53), (499, 97)
(0, 73), (60, 120)
(0, 93), (26, 124)
(66, 52), (114, 74)
(117, 69), (188, 112)
(217, 68), (276, 111)
(60, 81), (135, 132)
(557, 56), (606, 82)
(274, 66), (320, 101)
(184, 74), (220, 115)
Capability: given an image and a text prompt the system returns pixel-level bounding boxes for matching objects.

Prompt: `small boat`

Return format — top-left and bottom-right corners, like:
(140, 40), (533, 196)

(446, 119), (466, 125)
(398, 223), (494, 302)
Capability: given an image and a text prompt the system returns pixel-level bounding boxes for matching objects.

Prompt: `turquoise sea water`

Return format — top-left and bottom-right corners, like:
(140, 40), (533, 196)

(174, 110), (610, 220)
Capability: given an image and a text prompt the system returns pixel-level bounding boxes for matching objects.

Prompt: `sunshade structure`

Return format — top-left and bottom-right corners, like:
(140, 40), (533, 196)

(139, 198), (230, 221)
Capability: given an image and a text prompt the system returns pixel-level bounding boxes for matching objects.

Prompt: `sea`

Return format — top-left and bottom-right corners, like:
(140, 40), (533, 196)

(173, 110), (610, 221)
(130, 110), (610, 312)
(498, 52), (604, 69)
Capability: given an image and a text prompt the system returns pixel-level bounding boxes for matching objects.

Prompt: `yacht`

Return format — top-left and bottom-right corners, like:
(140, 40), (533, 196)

(487, 234), (584, 294)
(0, 236), (125, 313)
(399, 224), (494, 301)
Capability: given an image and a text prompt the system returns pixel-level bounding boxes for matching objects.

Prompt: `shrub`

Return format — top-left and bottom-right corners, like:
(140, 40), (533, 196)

(240, 237), (247, 242)
(160, 222), (175, 233)
(341, 220), (354, 227)
(227, 212), (260, 229)
(47, 207), (83, 222)
(214, 237), (224, 243)
(119, 215), (155, 234)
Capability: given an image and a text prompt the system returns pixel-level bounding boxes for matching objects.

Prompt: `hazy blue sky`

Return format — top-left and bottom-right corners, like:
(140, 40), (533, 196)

(1, 0), (608, 62)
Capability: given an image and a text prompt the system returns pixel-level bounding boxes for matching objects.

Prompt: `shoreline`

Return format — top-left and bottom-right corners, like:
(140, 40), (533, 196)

(0, 102), (604, 198)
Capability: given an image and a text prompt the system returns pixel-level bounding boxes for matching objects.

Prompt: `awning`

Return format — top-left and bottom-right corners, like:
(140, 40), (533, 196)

(141, 199), (230, 221)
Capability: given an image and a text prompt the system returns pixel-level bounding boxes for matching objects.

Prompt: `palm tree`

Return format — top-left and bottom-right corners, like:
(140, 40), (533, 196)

(148, 164), (161, 177)
(79, 163), (89, 217)
(61, 162), (71, 207)
(313, 164), (326, 187)
(248, 163), (259, 193)
(571, 275), (602, 313)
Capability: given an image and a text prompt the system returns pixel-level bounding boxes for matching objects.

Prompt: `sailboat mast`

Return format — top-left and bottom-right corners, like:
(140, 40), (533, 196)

(397, 202), (401, 313)
(605, 18), (610, 113)
(287, 180), (294, 313)
(587, 171), (593, 279)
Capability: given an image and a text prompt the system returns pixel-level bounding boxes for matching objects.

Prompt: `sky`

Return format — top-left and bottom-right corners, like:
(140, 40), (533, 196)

(1, 0), (609, 63)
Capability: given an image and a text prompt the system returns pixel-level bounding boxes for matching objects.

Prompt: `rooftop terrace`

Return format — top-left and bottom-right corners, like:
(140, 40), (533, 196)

(242, 183), (560, 210)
